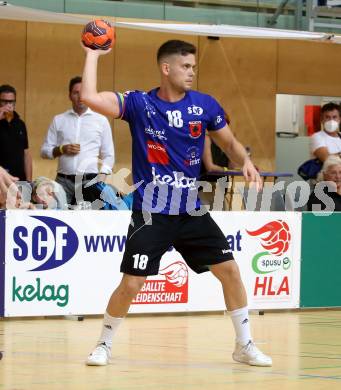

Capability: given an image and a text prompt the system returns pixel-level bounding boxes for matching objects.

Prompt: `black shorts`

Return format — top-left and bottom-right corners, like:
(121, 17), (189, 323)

(120, 211), (234, 276)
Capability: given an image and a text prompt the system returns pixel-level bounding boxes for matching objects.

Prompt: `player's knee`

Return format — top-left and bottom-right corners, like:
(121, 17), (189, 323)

(211, 261), (241, 284)
(227, 265), (242, 285)
(120, 275), (146, 297)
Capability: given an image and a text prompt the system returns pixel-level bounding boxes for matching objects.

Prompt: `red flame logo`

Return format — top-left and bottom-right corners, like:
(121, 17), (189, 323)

(246, 220), (291, 256)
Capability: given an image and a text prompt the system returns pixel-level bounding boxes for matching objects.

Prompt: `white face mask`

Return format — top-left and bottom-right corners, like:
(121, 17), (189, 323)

(324, 120), (339, 133)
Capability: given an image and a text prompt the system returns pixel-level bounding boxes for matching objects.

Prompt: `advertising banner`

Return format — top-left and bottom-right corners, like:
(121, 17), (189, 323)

(4, 210), (130, 317)
(301, 213), (341, 308)
(3, 210), (301, 317)
(212, 213), (301, 310)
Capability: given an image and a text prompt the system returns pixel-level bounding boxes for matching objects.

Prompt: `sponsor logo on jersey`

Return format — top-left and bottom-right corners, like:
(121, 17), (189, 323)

(215, 115), (223, 126)
(142, 96), (156, 118)
(184, 146), (201, 166)
(188, 121), (202, 139)
(145, 126), (167, 141)
(147, 141), (169, 165)
(187, 105), (203, 116)
(151, 167), (197, 190)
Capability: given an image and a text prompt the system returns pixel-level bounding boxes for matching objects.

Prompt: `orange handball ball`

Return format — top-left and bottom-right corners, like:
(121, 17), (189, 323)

(81, 19), (115, 50)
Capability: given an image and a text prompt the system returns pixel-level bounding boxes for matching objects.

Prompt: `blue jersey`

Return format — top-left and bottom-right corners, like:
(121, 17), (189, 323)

(116, 88), (226, 214)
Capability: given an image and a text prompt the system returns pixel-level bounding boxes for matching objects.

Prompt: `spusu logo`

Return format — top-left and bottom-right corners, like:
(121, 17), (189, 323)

(12, 216), (79, 271)
(246, 220), (292, 297)
(247, 220), (291, 275)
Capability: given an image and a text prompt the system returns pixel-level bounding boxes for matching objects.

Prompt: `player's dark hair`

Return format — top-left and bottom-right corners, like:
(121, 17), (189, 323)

(69, 76), (82, 93)
(0, 84), (16, 97)
(321, 102), (341, 116)
(157, 40), (196, 63)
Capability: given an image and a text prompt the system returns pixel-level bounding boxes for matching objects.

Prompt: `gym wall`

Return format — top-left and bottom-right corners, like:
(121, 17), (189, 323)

(1, 18), (341, 180)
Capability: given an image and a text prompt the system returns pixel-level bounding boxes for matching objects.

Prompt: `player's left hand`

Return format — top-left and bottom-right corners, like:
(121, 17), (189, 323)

(242, 159), (262, 192)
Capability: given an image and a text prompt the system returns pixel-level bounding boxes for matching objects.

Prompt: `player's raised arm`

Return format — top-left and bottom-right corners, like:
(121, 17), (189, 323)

(81, 45), (121, 119)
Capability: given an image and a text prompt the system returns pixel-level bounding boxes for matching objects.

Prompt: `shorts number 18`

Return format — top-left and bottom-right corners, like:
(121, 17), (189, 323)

(133, 254), (149, 270)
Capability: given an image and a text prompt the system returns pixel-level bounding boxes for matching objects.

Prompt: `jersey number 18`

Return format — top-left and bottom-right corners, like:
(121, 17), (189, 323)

(166, 110), (183, 128)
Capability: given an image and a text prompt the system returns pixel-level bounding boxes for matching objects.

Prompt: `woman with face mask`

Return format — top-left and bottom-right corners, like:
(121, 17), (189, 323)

(307, 156), (341, 211)
(310, 102), (341, 163)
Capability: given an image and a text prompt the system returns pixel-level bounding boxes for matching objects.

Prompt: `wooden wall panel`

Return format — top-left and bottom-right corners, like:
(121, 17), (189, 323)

(0, 20), (26, 119)
(277, 40), (341, 96)
(25, 22), (114, 179)
(198, 37), (277, 170)
(3, 17), (341, 180)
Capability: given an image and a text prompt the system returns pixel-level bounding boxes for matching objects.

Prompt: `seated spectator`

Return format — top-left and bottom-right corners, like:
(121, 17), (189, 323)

(199, 134), (229, 210)
(307, 156), (341, 211)
(201, 134), (229, 178)
(0, 166), (18, 200)
(120, 191), (133, 210)
(310, 102), (341, 163)
(200, 131), (252, 211)
(82, 180), (133, 210)
(31, 176), (68, 210)
(0, 183), (35, 210)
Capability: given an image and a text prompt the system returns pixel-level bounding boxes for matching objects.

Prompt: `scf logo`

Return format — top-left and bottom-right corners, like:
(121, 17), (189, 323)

(12, 216), (79, 271)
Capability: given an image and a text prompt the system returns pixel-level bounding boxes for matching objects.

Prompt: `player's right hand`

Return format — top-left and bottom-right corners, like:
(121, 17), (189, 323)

(242, 159), (263, 192)
(62, 144), (81, 155)
(0, 106), (10, 120)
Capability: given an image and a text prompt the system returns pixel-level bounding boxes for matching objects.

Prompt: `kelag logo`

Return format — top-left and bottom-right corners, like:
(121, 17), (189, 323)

(12, 216), (79, 271)
(247, 220), (292, 296)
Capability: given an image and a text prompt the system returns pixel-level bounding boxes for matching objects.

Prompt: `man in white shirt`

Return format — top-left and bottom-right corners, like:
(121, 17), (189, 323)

(41, 76), (114, 206)
(310, 102), (341, 162)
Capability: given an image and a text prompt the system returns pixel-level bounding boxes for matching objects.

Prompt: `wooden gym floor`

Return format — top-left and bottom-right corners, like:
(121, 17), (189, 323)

(1, 310), (341, 389)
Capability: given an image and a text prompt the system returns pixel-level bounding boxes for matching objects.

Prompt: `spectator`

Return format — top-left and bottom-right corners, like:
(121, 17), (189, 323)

(310, 102), (341, 163)
(0, 166), (18, 200)
(200, 128), (252, 210)
(31, 176), (68, 210)
(40, 76), (114, 207)
(202, 133), (229, 175)
(0, 183), (35, 210)
(0, 84), (32, 181)
(199, 134), (229, 210)
(307, 155), (341, 211)
(83, 181), (133, 210)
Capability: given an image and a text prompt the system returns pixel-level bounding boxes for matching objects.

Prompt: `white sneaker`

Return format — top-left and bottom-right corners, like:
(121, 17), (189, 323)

(232, 340), (272, 367)
(86, 343), (111, 366)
